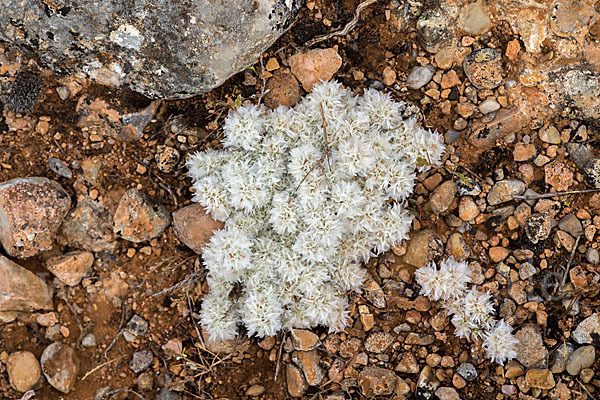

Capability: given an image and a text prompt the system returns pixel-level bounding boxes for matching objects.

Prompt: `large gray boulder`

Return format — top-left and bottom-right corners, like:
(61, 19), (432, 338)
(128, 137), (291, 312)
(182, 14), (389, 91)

(0, 0), (301, 99)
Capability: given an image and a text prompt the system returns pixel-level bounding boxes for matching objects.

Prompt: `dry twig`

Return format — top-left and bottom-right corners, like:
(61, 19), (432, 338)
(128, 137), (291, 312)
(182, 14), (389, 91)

(274, 331), (287, 382)
(305, 0), (380, 47)
(513, 188), (600, 200)
(554, 235), (582, 296)
(82, 356), (124, 381)
(152, 269), (205, 298)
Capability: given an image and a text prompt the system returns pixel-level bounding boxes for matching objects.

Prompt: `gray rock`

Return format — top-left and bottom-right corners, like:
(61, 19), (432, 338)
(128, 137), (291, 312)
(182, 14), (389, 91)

(406, 65), (436, 90)
(416, 10), (449, 53)
(457, 362), (477, 381)
(558, 213), (583, 237)
(124, 314), (149, 342)
(48, 158), (73, 179)
(0, 0), (301, 99)
(130, 350), (153, 373)
(587, 248), (599, 264)
(154, 389), (182, 400)
(444, 129), (462, 144)
(479, 99), (500, 114)
(518, 262), (537, 280)
(566, 143), (594, 171)
(584, 158), (600, 188)
(550, 342), (574, 373)
(572, 313), (600, 344)
(41, 342), (80, 394)
(566, 346), (595, 376)
(82, 333), (96, 347)
(514, 324), (547, 368)
(487, 180), (525, 205)
(0, 255), (53, 312)
(558, 69), (600, 121)
(0, 177), (71, 258)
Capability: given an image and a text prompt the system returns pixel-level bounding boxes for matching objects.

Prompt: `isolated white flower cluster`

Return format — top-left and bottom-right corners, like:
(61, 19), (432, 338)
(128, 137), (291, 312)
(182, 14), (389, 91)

(187, 81), (445, 341)
(415, 258), (518, 365)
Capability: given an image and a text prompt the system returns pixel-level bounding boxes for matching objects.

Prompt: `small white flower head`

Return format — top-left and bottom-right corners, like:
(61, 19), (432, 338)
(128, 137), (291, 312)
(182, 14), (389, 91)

(222, 103), (267, 151)
(451, 310), (478, 340)
(415, 257), (472, 301)
(240, 284), (283, 338)
(202, 226), (254, 282)
(483, 319), (518, 365)
(461, 288), (495, 326)
(200, 291), (239, 342)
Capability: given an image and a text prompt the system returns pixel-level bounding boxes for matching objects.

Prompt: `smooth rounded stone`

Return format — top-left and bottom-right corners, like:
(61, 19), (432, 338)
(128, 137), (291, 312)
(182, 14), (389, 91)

(539, 126), (561, 144)
(289, 48), (342, 92)
(290, 329), (320, 351)
(487, 180), (525, 205)
(130, 350), (153, 374)
(458, 1), (491, 35)
(584, 158), (600, 188)
(457, 362), (477, 381)
(246, 384), (265, 396)
(154, 389), (182, 400)
(0, 1), (300, 99)
(286, 363), (308, 397)
(172, 203), (223, 254)
(526, 369), (555, 389)
(406, 65), (436, 90)
(48, 158), (73, 179)
(435, 387), (461, 400)
(41, 342), (80, 393)
(566, 346), (595, 376)
(572, 313), (600, 344)
(558, 213), (584, 237)
(292, 350), (324, 386)
(515, 325), (547, 368)
(124, 314), (149, 342)
(113, 189), (170, 243)
(587, 248), (599, 264)
(358, 366), (397, 396)
(58, 198), (117, 252)
(263, 72), (302, 109)
(364, 332), (394, 354)
(416, 10), (449, 53)
(0, 177), (71, 258)
(525, 213), (553, 244)
(155, 145), (180, 174)
(7, 351), (42, 392)
(82, 333), (96, 347)
(479, 98), (501, 114)
(0, 255), (53, 312)
(456, 175), (481, 196)
(46, 250), (94, 286)
(463, 48), (504, 90)
(427, 180), (457, 214)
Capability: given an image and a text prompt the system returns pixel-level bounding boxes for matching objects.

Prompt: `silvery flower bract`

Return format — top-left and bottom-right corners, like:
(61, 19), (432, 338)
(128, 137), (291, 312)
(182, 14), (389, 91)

(187, 81), (445, 341)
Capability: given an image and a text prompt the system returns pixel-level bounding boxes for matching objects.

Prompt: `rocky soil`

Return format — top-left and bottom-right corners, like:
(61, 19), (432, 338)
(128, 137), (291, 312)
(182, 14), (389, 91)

(1, 0), (600, 399)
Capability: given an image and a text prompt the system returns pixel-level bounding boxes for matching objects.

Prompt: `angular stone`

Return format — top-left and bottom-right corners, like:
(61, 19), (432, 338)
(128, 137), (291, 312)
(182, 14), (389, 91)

(364, 332), (394, 354)
(292, 350), (324, 386)
(526, 369), (555, 389)
(0, 255), (53, 312)
(525, 213), (553, 244)
(286, 363), (308, 397)
(289, 48), (342, 92)
(359, 366), (397, 396)
(290, 329), (320, 351)
(515, 324), (547, 368)
(487, 180), (525, 205)
(403, 229), (443, 267)
(58, 198), (116, 252)
(172, 203), (223, 254)
(41, 342), (80, 393)
(113, 189), (170, 243)
(7, 351), (42, 392)
(558, 213), (583, 238)
(572, 313), (600, 344)
(0, 1), (301, 99)
(405, 333), (435, 345)
(427, 180), (457, 214)
(0, 177), (71, 258)
(46, 251), (94, 286)
(435, 387), (461, 400)
(396, 352), (419, 374)
(130, 350), (154, 374)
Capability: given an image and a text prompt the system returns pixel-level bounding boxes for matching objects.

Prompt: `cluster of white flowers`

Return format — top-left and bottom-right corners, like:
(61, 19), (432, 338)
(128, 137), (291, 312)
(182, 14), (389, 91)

(415, 258), (518, 365)
(187, 81), (445, 342)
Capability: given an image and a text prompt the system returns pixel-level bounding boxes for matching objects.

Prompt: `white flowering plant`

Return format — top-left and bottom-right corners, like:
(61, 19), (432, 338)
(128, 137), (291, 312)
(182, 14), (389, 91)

(415, 257), (518, 365)
(187, 81), (445, 341)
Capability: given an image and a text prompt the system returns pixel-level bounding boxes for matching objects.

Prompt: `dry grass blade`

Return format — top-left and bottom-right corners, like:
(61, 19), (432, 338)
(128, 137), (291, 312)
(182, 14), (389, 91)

(305, 0), (380, 47)
(152, 269), (205, 297)
(513, 188), (600, 200)
(82, 356), (125, 381)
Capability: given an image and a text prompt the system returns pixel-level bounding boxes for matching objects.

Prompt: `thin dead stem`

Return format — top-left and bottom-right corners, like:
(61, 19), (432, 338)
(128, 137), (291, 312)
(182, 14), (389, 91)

(513, 188), (600, 200)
